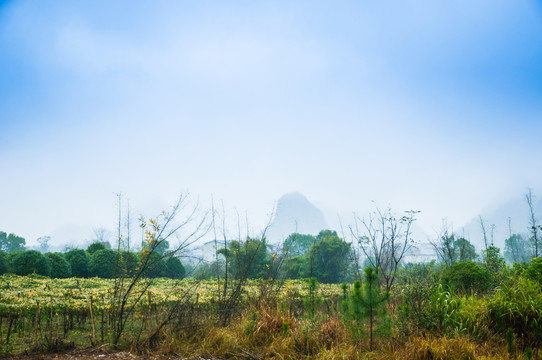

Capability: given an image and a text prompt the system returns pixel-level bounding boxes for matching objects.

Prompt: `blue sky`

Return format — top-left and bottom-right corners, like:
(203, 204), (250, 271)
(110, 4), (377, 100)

(1, 0), (542, 246)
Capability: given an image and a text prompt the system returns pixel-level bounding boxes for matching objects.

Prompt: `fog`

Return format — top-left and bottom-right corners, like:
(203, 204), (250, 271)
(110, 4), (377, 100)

(1, 1), (541, 248)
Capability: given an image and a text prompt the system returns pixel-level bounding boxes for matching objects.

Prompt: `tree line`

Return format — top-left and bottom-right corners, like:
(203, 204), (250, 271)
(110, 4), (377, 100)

(0, 241), (185, 280)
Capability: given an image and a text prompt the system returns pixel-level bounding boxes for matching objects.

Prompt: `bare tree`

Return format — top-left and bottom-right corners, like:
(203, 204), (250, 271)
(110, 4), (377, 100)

(526, 189), (541, 258)
(37, 236), (50, 253)
(125, 200), (131, 252)
(211, 204), (275, 326)
(110, 193), (210, 346)
(350, 207), (418, 292)
(430, 219), (456, 266)
(92, 227), (111, 245)
(479, 215), (489, 252)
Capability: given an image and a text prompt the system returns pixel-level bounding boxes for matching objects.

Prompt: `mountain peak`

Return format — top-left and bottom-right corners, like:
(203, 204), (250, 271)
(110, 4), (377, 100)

(265, 192), (327, 244)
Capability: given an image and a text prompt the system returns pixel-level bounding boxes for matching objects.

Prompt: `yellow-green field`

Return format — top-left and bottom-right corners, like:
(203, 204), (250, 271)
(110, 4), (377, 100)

(0, 275), (538, 359)
(0, 274), (342, 314)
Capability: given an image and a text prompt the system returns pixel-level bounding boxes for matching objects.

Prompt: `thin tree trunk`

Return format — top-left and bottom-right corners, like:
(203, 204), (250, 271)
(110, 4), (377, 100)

(5, 314), (14, 344)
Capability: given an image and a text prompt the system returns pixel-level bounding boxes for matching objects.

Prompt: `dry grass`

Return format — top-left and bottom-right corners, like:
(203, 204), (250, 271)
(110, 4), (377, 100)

(107, 303), (542, 360)
(405, 336), (478, 360)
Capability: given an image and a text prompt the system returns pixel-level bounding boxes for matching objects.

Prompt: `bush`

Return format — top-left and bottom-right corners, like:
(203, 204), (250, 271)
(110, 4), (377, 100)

(0, 250), (7, 275)
(283, 256), (309, 279)
(87, 242), (107, 255)
(163, 257), (185, 279)
(5, 250), (24, 273)
(310, 231), (351, 284)
(192, 261), (223, 280)
(142, 252), (166, 278)
(486, 276), (542, 347)
(89, 249), (118, 278)
(65, 249), (90, 277)
(119, 251), (138, 276)
(446, 261), (492, 293)
(46, 252), (72, 278)
(526, 257), (542, 284)
(11, 250), (52, 276)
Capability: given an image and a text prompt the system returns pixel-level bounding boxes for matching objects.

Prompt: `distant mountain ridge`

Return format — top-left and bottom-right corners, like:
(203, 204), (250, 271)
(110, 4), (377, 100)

(265, 192), (328, 244)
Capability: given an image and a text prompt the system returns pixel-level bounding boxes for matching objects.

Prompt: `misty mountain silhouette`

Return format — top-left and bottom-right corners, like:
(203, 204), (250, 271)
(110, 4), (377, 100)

(265, 192), (328, 244)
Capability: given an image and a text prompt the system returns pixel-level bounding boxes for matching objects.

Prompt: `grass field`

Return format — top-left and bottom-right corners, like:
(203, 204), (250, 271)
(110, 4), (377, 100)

(1, 274), (540, 359)
(0, 274), (342, 355)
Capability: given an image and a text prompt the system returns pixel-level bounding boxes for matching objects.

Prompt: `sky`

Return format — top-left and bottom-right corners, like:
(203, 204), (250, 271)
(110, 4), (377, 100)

(1, 0), (542, 247)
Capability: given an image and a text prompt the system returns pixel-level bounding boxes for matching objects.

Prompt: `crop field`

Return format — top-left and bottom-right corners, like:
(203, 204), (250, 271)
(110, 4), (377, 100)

(0, 274), (342, 354)
(2, 271), (542, 359)
(0, 275), (342, 313)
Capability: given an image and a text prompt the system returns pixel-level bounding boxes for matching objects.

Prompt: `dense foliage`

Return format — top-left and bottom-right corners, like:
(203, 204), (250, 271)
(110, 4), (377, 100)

(0, 231), (26, 252)
(310, 230), (351, 283)
(11, 250), (51, 276)
(89, 249), (118, 278)
(65, 249), (90, 277)
(45, 252), (72, 278)
(0, 246), (187, 281)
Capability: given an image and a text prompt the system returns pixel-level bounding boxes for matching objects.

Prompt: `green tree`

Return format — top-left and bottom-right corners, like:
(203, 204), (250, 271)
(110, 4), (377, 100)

(193, 261), (223, 280)
(504, 234), (531, 263)
(482, 245), (506, 275)
(221, 238), (270, 279)
(87, 242), (107, 255)
(343, 267), (390, 350)
(433, 232), (478, 265)
(142, 252), (166, 278)
(0, 232), (5, 252)
(89, 249), (118, 278)
(526, 257), (542, 284)
(142, 239), (169, 255)
(65, 249), (90, 277)
(5, 250), (24, 272)
(46, 252), (72, 278)
(435, 233), (457, 266)
(11, 250), (51, 276)
(283, 233), (315, 256)
(447, 261), (492, 293)
(163, 256), (185, 279)
(310, 230), (351, 283)
(283, 255), (309, 279)
(119, 251), (138, 276)
(37, 236), (50, 253)
(0, 232), (26, 252)
(316, 229), (337, 242)
(0, 250), (8, 275)
(454, 237), (477, 262)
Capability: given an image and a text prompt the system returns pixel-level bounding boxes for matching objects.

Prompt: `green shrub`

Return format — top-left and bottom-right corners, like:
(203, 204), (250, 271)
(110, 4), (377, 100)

(11, 250), (52, 276)
(342, 267), (390, 349)
(283, 255), (309, 279)
(89, 249), (118, 278)
(65, 249), (90, 277)
(486, 276), (542, 347)
(5, 250), (24, 273)
(162, 256), (185, 279)
(310, 231), (351, 284)
(119, 251), (138, 276)
(87, 242), (107, 255)
(142, 252), (166, 278)
(446, 261), (492, 293)
(526, 257), (542, 284)
(0, 250), (7, 275)
(45, 252), (72, 278)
